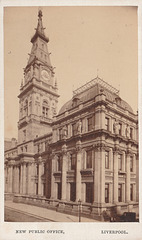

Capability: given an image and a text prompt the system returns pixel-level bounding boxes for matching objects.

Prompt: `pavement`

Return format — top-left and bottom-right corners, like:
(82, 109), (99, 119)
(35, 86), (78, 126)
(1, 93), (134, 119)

(5, 201), (99, 222)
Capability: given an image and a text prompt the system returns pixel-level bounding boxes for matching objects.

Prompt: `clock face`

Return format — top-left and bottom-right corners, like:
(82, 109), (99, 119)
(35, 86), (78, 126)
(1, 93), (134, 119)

(41, 70), (50, 81)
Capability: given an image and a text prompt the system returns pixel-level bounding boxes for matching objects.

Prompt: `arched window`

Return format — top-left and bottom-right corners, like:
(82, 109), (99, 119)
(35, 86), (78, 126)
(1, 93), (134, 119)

(42, 100), (49, 118)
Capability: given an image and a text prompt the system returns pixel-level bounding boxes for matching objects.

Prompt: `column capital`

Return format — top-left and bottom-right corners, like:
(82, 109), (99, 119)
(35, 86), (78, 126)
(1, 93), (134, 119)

(8, 160), (15, 166)
(76, 140), (82, 153)
(62, 144), (67, 155)
(113, 145), (120, 154)
(94, 143), (106, 151)
(126, 150), (133, 156)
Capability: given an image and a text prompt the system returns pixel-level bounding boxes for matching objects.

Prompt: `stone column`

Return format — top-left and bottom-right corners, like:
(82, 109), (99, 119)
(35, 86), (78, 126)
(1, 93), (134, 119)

(8, 165), (13, 193)
(94, 148), (100, 203)
(109, 148), (113, 171)
(7, 167), (10, 192)
(20, 164), (23, 194)
(66, 183), (70, 201)
(100, 148), (105, 203)
(133, 183), (136, 202)
(61, 144), (67, 201)
(109, 182), (113, 203)
(76, 141), (82, 202)
(113, 150), (118, 203)
(41, 162), (45, 196)
(38, 157), (43, 196)
(81, 183), (86, 202)
(94, 145), (105, 204)
(4, 166), (8, 193)
(126, 153), (130, 202)
(122, 151), (126, 172)
(16, 166), (20, 193)
(133, 154), (136, 173)
(31, 162), (36, 195)
(50, 154), (56, 199)
(13, 166), (16, 193)
(27, 163), (32, 194)
(22, 163), (26, 194)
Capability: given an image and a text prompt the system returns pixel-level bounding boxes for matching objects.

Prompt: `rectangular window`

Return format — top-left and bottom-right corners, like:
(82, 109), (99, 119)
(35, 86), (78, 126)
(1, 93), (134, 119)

(36, 164), (39, 176)
(59, 128), (62, 140)
(57, 183), (61, 200)
(86, 150), (92, 168)
(118, 154), (122, 171)
(42, 107), (48, 117)
(86, 183), (93, 203)
(23, 130), (26, 142)
(105, 184), (109, 203)
(119, 123), (122, 135)
(130, 156), (133, 172)
(37, 144), (40, 153)
(88, 116), (93, 131)
(105, 151), (109, 169)
(25, 146), (27, 152)
(43, 183), (46, 196)
(105, 117), (109, 131)
(71, 153), (76, 170)
(70, 183), (76, 202)
(36, 183), (38, 195)
(72, 123), (77, 136)
(57, 156), (62, 171)
(118, 184), (122, 202)
(130, 128), (133, 139)
(130, 184), (133, 201)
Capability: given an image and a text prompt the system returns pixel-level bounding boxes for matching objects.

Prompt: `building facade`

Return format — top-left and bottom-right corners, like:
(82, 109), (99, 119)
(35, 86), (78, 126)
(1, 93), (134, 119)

(4, 11), (139, 220)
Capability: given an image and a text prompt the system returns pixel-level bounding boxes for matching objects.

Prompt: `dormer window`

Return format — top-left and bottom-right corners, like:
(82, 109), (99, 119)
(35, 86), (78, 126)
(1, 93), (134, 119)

(72, 97), (80, 107)
(115, 97), (121, 106)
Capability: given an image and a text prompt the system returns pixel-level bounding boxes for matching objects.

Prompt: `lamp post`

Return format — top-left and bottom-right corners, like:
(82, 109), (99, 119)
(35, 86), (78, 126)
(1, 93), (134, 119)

(78, 199), (82, 222)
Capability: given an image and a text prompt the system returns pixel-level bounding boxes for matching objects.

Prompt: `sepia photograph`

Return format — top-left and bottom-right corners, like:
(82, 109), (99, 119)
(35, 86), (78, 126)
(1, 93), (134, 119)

(1, 1), (142, 240)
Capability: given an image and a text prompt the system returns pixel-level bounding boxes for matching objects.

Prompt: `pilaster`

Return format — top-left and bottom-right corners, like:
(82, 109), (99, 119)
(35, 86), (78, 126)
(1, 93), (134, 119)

(76, 140), (82, 202)
(126, 152), (130, 202)
(61, 144), (67, 201)
(22, 163), (27, 194)
(94, 144), (105, 204)
(50, 153), (57, 199)
(113, 149), (118, 203)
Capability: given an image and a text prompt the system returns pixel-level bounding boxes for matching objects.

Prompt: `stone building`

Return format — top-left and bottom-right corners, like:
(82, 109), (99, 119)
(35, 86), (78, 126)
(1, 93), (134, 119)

(4, 10), (139, 220)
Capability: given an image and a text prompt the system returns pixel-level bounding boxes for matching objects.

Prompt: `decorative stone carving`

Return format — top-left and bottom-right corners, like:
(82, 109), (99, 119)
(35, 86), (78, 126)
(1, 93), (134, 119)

(62, 125), (68, 139)
(113, 120), (120, 135)
(76, 140), (82, 152)
(126, 125), (130, 139)
(77, 119), (82, 134)
(62, 144), (67, 155)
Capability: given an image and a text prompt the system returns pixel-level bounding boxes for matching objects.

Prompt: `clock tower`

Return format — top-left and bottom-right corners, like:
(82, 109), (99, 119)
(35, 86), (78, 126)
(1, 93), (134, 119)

(18, 10), (59, 146)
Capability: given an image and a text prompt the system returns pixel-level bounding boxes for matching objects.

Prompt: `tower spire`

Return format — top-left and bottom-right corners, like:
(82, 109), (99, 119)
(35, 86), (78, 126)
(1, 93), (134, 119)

(36, 10), (44, 35)
(31, 10), (49, 43)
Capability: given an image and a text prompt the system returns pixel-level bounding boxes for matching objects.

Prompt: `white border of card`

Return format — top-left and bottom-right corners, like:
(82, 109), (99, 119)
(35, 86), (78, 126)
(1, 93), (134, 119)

(0, 0), (142, 240)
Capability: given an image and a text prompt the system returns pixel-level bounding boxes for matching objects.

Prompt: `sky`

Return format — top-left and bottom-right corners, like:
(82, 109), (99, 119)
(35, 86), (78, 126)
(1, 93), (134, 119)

(4, 6), (138, 139)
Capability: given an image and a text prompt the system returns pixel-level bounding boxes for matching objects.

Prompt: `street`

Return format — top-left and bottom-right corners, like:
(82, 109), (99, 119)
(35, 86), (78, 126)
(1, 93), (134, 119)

(4, 201), (99, 222)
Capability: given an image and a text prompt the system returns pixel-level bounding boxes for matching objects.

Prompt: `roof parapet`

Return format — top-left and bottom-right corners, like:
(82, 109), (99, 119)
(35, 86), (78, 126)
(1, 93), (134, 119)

(73, 77), (119, 96)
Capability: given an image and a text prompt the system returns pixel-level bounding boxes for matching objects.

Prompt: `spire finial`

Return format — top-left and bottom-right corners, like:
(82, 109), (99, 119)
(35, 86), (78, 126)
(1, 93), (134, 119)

(38, 9), (43, 19)
(97, 69), (99, 77)
(36, 8), (44, 35)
